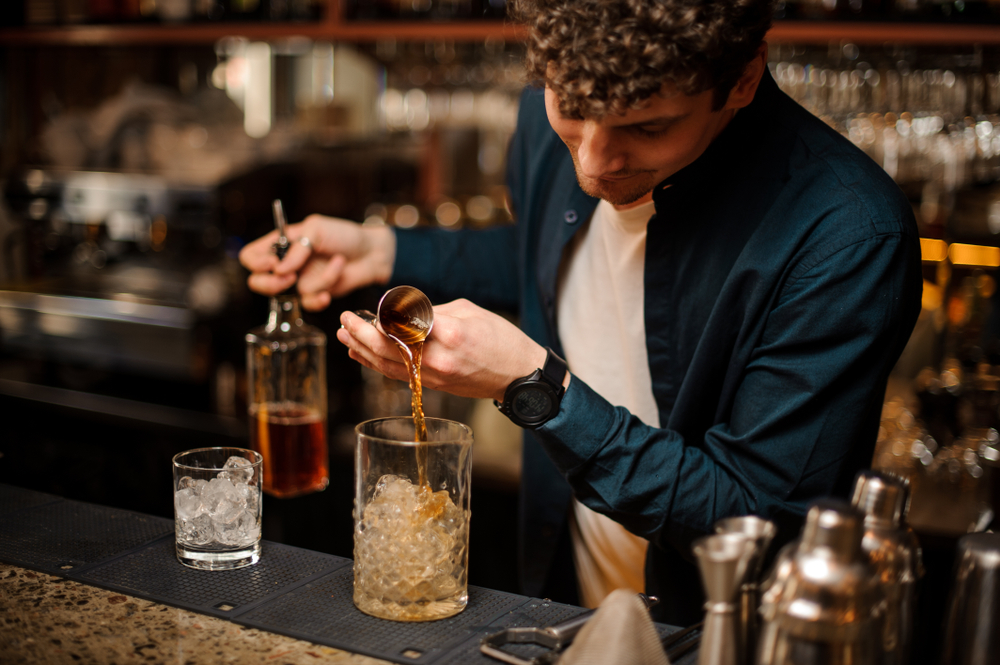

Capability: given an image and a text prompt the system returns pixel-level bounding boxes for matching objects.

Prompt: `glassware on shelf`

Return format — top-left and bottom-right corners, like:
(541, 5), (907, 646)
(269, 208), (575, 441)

(769, 52), (1000, 198)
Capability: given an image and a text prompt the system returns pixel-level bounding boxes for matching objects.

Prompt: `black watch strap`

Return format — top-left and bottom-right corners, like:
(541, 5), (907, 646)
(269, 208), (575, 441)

(494, 347), (568, 429)
(540, 347), (568, 391)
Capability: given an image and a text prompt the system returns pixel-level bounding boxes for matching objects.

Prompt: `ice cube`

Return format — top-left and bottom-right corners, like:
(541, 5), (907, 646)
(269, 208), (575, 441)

(215, 518), (246, 546)
(177, 476), (196, 490)
(235, 482), (259, 515)
(373, 474), (401, 499)
(203, 477), (244, 525)
(179, 513), (214, 546)
(221, 456), (254, 484)
(237, 511), (260, 542)
(174, 487), (204, 520)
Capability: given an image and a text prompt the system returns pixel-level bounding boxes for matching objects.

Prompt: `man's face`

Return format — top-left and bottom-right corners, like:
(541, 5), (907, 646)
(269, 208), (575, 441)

(544, 84), (737, 209)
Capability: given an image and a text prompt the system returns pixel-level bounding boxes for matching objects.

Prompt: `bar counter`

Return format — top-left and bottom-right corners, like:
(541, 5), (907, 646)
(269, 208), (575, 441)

(0, 562), (386, 664)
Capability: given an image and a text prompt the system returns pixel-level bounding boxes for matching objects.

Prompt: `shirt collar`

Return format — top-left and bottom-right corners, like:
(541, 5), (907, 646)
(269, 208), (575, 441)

(653, 67), (782, 207)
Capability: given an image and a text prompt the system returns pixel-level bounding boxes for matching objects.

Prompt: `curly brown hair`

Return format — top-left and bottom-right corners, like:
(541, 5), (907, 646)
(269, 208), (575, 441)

(511, 0), (776, 118)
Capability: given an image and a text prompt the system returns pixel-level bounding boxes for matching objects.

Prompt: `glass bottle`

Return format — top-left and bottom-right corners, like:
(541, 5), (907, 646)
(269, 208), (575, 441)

(246, 294), (329, 498)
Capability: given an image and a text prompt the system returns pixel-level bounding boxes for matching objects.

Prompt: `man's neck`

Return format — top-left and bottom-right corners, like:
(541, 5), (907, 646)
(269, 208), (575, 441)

(611, 191), (654, 211)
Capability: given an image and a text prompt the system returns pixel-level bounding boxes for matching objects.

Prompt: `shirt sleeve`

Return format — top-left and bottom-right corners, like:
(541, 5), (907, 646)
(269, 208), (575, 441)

(533, 228), (922, 551)
(390, 224), (520, 311)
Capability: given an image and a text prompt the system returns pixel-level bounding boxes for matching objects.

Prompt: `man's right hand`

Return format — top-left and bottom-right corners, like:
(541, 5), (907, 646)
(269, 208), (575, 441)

(238, 214), (396, 311)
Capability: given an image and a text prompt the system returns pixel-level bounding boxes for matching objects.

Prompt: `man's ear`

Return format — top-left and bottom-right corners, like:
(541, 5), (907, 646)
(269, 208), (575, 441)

(725, 43), (769, 111)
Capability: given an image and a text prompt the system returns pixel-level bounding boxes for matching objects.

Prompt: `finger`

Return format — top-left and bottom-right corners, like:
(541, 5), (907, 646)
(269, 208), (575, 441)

(344, 311), (411, 372)
(272, 238), (313, 276)
(334, 327), (381, 374)
(247, 271), (297, 296)
(336, 318), (408, 380)
(300, 290), (332, 312)
(300, 254), (347, 298)
(340, 310), (396, 356)
(238, 231), (281, 271)
(433, 298), (476, 317)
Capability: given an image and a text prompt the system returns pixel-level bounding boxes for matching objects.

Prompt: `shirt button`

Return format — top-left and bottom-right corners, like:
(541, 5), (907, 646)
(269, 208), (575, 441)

(564, 210), (578, 224)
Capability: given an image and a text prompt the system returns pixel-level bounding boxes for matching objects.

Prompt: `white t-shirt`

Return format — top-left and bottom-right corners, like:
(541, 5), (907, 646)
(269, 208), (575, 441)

(556, 197), (659, 609)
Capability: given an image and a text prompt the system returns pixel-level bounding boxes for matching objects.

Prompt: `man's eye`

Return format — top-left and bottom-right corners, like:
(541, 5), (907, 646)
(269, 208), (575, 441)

(633, 125), (669, 137)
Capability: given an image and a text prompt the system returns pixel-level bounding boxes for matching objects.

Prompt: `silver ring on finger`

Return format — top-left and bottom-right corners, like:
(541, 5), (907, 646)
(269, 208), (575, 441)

(299, 236), (312, 250)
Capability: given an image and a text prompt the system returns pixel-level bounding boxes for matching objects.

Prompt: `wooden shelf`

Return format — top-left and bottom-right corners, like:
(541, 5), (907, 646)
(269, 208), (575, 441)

(768, 20), (1000, 45)
(0, 19), (525, 46)
(0, 19), (998, 47)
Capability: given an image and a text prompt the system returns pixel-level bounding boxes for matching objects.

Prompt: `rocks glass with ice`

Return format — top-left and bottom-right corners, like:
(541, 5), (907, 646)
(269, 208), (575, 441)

(354, 417), (473, 621)
(172, 447), (263, 570)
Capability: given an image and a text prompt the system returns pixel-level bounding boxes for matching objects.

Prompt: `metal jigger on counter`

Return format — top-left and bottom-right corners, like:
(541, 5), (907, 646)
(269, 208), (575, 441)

(693, 532), (756, 665)
(714, 516), (777, 665)
(940, 531), (1000, 665)
(756, 499), (877, 665)
(245, 200), (330, 498)
(850, 470), (923, 665)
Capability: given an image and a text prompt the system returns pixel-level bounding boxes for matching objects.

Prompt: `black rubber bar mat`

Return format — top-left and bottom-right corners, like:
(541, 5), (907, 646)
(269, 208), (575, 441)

(0, 495), (173, 576)
(0, 483), (695, 665)
(237, 565), (529, 664)
(0, 484), (63, 517)
(75, 537), (351, 621)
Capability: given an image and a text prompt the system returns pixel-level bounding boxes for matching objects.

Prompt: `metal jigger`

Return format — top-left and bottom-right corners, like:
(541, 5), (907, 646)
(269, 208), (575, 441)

(693, 532), (756, 665)
(715, 516), (778, 665)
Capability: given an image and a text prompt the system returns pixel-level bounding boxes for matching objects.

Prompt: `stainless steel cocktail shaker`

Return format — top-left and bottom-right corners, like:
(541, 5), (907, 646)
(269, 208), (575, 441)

(940, 531), (1000, 665)
(850, 470), (922, 665)
(756, 499), (877, 665)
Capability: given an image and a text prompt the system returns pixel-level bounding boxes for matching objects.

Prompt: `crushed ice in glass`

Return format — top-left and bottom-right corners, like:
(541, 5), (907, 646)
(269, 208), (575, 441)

(354, 474), (468, 619)
(175, 465), (261, 550)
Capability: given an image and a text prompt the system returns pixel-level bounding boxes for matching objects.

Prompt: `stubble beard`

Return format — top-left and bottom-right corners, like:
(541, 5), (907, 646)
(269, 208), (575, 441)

(569, 153), (656, 207)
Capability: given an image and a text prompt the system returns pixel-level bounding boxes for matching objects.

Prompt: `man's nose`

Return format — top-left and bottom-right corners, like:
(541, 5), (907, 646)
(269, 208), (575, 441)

(577, 123), (626, 178)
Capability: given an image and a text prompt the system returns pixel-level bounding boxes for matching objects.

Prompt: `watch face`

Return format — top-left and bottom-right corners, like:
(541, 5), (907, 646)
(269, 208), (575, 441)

(512, 386), (554, 422)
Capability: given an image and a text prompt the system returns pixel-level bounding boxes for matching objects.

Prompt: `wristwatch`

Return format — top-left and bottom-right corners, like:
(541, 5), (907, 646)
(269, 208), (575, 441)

(495, 347), (568, 429)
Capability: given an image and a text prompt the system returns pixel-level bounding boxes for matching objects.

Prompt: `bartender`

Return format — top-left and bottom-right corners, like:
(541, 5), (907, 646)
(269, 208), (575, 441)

(240, 0), (922, 625)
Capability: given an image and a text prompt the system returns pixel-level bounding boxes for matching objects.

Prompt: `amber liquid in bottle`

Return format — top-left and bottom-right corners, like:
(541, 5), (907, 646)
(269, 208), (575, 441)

(249, 402), (329, 498)
(246, 295), (329, 499)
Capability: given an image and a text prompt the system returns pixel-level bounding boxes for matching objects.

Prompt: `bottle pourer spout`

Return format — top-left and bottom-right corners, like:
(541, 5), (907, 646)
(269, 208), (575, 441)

(272, 199), (290, 260)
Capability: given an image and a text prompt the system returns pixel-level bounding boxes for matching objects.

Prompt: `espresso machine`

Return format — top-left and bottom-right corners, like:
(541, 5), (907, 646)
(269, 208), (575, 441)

(1, 168), (226, 381)
(0, 166), (260, 516)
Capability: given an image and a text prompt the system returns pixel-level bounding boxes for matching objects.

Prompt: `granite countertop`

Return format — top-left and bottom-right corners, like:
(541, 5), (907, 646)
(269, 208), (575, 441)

(0, 563), (390, 665)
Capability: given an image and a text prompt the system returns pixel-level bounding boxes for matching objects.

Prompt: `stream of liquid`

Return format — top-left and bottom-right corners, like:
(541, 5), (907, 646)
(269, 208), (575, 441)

(377, 308), (431, 486)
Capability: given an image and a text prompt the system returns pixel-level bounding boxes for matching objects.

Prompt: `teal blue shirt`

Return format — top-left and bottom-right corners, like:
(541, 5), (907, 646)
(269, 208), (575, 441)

(391, 69), (922, 624)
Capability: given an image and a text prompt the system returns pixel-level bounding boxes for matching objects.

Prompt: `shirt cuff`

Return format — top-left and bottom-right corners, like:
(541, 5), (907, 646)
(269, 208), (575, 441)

(536, 376), (618, 472)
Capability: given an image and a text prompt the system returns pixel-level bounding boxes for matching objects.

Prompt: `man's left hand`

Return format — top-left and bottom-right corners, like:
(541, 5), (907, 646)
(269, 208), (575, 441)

(337, 298), (550, 403)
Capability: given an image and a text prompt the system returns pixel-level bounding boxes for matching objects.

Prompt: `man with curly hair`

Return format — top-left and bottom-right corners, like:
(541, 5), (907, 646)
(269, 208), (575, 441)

(241, 0), (922, 624)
